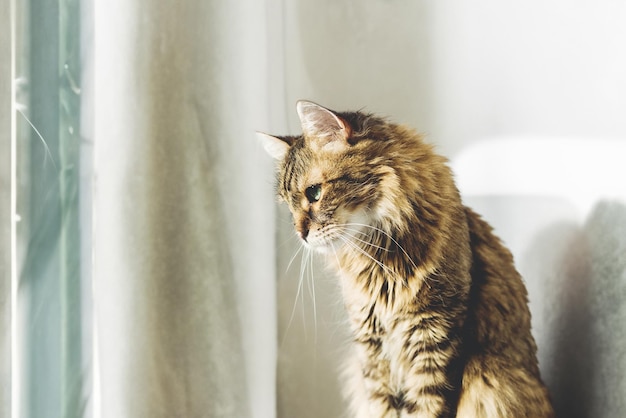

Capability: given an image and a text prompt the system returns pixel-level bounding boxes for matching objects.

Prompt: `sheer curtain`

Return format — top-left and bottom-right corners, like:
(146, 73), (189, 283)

(93, 1), (278, 417)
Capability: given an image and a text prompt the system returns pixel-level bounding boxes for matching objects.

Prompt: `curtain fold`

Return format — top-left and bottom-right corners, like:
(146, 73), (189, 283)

(93, 1), (277, 417)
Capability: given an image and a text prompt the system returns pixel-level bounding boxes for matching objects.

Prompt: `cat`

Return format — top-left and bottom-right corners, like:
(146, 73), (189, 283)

(259, 101), (555, 417)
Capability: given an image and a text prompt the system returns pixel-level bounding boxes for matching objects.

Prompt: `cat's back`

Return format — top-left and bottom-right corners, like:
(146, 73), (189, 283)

(456, 207), (554, 417)
(463, 206), (539, 371)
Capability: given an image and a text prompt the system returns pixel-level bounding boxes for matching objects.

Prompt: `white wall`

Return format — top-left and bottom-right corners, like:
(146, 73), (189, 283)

(429, 1), (626, 155)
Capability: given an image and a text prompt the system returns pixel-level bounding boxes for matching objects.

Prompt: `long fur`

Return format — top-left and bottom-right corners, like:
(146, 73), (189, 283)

(261, 101), (554, 417)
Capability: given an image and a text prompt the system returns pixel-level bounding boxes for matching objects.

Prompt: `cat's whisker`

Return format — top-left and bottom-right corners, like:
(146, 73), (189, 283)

(336, 224), (410, 285)
(336, 225), (370, 237)
(278, 231), (300, 250)
(283, 243), (321, 345)
(281, 243), (307, 351)
(338, 235), (399, 281)
(286, 244), (308, 335)
(308, 247), (318, 342)
(344, 222), (419, 271)
(336, 225), (390, 252)
(338, 234), (386, 270)
(300, 248), (311, 331)
(331, 224), (422, 291)
(285, 243), (304, 273)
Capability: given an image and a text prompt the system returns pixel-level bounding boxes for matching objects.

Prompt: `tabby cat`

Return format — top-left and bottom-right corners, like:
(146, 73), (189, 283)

(259, 101), (554, 417)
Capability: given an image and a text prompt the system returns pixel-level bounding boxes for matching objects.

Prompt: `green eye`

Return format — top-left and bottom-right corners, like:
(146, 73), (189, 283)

(305, 184), (322, 203)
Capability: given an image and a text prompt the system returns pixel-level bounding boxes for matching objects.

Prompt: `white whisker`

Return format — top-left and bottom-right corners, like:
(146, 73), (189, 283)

(299, 248), (309, 332)
(338, 226), (369, 237)
(338, 235), (398, 280)
(285, 244), (304, 273)
(284, 245), (307, 338)
(280, 243), (306, 351)
(308, 248), (318, 343)
(338, 226), (390, 252)
(344, 222), (418, 271)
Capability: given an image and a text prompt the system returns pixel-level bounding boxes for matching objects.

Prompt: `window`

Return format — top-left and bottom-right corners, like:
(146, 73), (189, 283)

(14, 0), (91, 416)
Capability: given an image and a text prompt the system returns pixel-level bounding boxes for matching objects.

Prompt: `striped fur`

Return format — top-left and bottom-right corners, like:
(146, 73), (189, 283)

(260, 101), (554, 417)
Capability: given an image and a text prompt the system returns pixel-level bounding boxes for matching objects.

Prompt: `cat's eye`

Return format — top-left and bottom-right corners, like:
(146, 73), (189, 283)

(305, 184), (322, 203)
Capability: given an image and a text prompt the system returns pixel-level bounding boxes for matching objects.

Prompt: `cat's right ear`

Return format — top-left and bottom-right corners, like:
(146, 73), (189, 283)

(256, 132), (291, 160)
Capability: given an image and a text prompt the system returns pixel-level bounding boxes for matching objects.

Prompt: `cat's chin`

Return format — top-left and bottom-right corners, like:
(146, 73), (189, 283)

(300, 233), (348, 255)
(301, 238), (338, 254)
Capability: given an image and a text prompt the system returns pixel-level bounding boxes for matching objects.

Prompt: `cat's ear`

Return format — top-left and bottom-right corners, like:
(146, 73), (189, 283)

(296, 100), (351, 153)
(256, 131), (292, 160)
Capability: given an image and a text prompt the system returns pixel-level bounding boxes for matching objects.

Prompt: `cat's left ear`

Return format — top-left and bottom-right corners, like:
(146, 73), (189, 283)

(296, 100), (352, 153)
(256, 132), (292, 160)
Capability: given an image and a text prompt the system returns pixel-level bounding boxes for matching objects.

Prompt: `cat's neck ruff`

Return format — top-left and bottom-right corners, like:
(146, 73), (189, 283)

(329, 223), (437, 317)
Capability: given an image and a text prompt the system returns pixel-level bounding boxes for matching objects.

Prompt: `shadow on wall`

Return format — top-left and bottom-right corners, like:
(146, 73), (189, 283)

(523, 200), (626, 418)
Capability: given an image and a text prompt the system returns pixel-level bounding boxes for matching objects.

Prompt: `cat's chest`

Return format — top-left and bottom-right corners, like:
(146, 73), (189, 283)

(378, 315), (421, 357)
(352, 304), (410, 353)
(380, 319), (412, 385)
(352, 303), (446, 383)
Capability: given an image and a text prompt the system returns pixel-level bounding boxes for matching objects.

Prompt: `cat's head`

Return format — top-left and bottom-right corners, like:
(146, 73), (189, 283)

(258, 101), (415, 253)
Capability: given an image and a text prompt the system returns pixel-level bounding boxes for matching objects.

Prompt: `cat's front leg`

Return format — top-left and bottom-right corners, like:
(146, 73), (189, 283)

(397, 330), (461, 418)
(398, 376), (449, 418)
(344, 346), (400, 418)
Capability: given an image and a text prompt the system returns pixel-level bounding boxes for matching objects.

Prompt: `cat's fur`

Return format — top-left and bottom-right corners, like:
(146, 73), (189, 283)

(259, 101), (554, 417)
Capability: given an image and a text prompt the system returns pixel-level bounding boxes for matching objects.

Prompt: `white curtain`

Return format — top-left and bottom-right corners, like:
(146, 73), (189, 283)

(93, 1), (278, 417)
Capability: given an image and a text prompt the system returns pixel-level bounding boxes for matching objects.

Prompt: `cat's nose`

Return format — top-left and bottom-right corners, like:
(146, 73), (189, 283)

(297, 218), (310, 242)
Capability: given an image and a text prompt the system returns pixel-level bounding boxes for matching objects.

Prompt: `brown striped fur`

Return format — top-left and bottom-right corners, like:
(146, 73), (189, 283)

(259, 101), (554, 417)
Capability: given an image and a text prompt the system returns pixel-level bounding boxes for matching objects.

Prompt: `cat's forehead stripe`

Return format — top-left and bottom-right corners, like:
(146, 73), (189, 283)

(307, 166), (324, 186)
(283, 152), (297, 193)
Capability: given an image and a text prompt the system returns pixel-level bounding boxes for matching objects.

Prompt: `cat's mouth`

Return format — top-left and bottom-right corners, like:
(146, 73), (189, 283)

(300, 226), (341, 254)
(296, 208), (375, 253)
(302, 222), (371, 254)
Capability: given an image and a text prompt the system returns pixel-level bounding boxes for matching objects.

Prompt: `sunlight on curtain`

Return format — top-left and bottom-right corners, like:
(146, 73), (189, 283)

(93, 1), (277, 417)
(9, 0), (280, 416)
